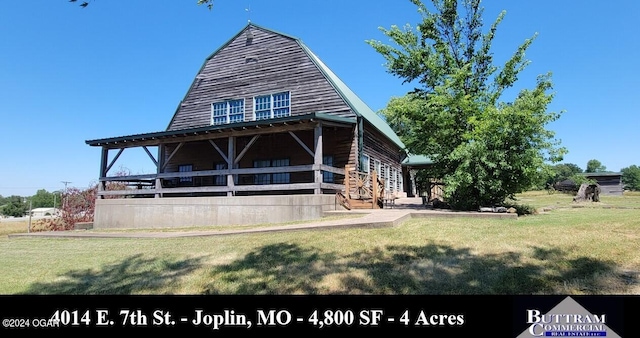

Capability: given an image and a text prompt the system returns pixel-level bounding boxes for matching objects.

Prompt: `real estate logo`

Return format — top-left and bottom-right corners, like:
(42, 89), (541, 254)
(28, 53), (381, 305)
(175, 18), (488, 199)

(517, 297), (622, 337)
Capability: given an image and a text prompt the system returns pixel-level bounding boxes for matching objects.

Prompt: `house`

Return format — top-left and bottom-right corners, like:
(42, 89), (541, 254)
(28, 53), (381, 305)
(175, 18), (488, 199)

(582, 172), (624, 196)
(85, 23), (409, 229)
(30, 208), (59, 217)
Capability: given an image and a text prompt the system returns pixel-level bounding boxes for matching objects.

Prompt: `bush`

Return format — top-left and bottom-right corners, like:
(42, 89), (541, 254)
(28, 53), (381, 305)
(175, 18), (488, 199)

(38, 186), (97, 231)
(502, 202), (538, 216)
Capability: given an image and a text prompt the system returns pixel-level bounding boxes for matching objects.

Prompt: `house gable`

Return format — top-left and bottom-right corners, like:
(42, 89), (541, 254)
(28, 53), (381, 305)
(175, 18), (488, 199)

(167, 24), (356, 131)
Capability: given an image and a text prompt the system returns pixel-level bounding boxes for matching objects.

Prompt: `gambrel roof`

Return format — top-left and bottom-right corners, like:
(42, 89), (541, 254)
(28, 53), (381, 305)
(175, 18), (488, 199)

(87, 23), (405, 150)
(168, 23), (404, 149)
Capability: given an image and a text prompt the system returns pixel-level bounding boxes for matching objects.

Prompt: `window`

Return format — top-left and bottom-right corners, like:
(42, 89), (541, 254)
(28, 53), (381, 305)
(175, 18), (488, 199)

(178, 164), (193, 184)
(361, 154), (370, 173)
(254, 92), (290, 120)
(271, 159), (290, 184)
(374, 159), (382, 178)
(323, 155), (334, 183)
(212, 99), (245, 125)
(253, 160), (271, 185)
(253, 158), (290, 184)
(214, 163), (227, 186)
(384, 164), (390, 191)
(392, 168), (398, 193)
(398, 170), (404, 193)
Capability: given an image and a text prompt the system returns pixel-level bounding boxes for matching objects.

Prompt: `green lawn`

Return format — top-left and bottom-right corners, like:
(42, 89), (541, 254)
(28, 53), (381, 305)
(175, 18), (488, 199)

(0, 191), (638, 295)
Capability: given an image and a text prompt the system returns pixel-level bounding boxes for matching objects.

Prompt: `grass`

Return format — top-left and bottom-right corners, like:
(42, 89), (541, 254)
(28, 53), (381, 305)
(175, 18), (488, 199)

(0, 220), (30, 237)
(0, 191), (638, 295)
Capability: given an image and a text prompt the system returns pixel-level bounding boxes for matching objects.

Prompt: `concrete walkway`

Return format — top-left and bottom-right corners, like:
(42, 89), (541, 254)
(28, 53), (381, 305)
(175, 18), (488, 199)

(7, 198), (516, 239)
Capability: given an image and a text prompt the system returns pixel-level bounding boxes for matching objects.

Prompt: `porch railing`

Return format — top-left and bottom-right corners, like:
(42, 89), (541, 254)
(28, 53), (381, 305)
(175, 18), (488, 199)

(97, 164), (345, 197)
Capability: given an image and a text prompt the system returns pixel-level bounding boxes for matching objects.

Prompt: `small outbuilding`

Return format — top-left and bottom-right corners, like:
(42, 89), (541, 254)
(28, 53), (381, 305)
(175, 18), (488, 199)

(582, 172), (624, 196)
(30, 208), (59, 217)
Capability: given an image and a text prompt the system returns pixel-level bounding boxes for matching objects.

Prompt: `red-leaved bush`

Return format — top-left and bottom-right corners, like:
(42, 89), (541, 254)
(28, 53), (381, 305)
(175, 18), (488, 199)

(36, 168), (131, 231)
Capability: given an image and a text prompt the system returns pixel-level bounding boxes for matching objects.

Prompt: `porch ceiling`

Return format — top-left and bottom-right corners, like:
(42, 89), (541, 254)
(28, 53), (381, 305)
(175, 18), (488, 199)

(85, 112), (355, 149)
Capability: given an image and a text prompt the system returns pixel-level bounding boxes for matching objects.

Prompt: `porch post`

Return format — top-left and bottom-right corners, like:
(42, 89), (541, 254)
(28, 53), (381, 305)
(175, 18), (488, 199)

(313, 122), (323, 194)
(227, 136), (235, 196)
(98, 147), (108, 199)
(155, 144), (165, 198)
(357, 117), (364, 172)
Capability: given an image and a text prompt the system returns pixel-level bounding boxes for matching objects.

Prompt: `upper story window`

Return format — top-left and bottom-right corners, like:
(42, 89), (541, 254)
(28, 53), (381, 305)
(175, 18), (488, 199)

(254, 92), (290, 120)
(212, 99), (245, 125)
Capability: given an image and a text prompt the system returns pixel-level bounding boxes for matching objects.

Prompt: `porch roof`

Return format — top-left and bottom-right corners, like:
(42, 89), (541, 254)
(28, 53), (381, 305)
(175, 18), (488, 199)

(402, 154), (434, 167)
(85, 112), (355, 148)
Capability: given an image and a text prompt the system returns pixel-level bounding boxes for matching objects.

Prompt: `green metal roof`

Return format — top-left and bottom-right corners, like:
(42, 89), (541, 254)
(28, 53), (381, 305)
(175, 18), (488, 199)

(298, 43), (405, 149)
(402, 154), (434, 166)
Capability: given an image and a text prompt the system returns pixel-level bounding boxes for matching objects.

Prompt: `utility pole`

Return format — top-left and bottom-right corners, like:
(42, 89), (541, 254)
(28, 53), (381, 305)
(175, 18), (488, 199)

(23, 197), (32, 233)
(61, 181), (71, 209)
(28, 199), (32, 233)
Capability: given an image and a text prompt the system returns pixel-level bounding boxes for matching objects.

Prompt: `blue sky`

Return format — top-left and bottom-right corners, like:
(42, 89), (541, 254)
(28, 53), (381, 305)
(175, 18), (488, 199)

(1, 0), (638, 197)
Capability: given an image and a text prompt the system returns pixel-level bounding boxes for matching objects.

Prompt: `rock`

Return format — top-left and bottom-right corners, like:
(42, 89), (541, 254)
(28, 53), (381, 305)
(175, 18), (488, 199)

(507, 207), (517, 213)
(479, 206), (508, 213)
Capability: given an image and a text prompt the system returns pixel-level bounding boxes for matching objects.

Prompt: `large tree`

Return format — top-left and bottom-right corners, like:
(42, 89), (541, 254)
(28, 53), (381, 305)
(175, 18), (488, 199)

(547, 163), (583, 185)
(30, 189), (62, 209)
(0, 196), (28, 218)
(585, 159), (607, 173)
(621, 165), (640, 191)
(368, 0), (566, 210)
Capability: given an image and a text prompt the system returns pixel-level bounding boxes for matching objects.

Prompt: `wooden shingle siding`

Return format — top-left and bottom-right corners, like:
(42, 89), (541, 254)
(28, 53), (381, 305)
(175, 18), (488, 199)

(168, 26), (355, 131)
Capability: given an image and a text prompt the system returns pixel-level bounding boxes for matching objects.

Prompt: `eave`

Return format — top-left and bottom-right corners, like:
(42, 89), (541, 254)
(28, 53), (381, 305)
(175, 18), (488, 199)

(85, 112), (355, 148)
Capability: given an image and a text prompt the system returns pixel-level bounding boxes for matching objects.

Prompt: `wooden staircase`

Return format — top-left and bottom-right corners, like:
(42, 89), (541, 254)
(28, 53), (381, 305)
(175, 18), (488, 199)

(336, 165), (385, 209)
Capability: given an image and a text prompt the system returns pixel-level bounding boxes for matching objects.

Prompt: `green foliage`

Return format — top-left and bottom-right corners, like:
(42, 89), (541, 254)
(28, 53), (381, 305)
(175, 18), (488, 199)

(501, 201), (537, 216)
(538, 163), (583, 188)
(553, 163), (583, 181)
(0, 196), (28, 218)
(621, 165), (640, 191)
(368, 0), (565, 210)
(30, 189), (61, 209)
(585, 159), (607, 173)
(569, 174), (595, 187)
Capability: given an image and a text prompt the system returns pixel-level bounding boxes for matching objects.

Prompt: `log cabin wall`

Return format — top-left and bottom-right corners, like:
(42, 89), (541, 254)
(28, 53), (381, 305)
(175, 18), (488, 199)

(362, 123), (405, 195)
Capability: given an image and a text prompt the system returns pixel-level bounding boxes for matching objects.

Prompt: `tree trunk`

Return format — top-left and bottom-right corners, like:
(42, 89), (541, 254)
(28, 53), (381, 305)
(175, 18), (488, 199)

(573, 183), (601, 202)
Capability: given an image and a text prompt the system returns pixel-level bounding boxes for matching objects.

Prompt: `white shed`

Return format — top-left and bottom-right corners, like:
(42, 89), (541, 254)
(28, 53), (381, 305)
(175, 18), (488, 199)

(31, 208), (59, 217)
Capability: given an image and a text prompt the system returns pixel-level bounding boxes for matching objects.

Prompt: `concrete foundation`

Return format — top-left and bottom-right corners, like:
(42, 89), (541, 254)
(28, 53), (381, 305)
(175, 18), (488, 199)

(93, 194), (337, 229)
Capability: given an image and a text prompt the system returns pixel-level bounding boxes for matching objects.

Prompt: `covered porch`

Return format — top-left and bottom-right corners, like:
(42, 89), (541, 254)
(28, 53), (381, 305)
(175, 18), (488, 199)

(86, 113), (355, 199)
